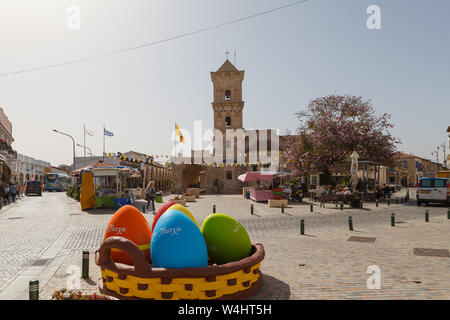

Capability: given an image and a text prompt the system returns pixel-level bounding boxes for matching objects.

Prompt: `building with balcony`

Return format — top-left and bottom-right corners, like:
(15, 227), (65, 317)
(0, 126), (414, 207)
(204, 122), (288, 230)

(447, 126), (450, 168)
(0, 107), (17, 184)
(12, 154), (51, 186)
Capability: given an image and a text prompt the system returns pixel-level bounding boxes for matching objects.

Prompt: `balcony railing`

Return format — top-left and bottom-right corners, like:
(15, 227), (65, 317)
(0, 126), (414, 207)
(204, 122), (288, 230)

(0, 140), (17, 158)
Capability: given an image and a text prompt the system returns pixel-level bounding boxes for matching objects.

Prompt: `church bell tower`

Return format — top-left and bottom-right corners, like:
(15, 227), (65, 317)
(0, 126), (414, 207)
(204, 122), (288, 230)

(210, 59), (245, 133)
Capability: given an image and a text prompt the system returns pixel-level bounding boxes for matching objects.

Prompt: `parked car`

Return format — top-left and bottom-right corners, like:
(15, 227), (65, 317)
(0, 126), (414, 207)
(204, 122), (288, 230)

(25, 181), (42, 196)
(416, 178), (449, 206)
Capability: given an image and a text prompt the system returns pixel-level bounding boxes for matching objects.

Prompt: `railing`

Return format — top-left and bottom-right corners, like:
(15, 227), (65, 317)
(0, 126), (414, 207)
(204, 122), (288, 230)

(0, 141), (17, 157)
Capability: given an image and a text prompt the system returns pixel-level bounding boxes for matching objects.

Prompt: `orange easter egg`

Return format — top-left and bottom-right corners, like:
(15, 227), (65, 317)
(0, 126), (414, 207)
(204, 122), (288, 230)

(104, 205), (151, 265)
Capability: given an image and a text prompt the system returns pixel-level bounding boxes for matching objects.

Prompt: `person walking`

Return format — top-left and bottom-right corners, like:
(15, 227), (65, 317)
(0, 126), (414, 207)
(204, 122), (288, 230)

(10, 183), (17, 203)
(5, 184), (10, 204)
(383, 184), (391, 200)
(145, 181), (156, 214)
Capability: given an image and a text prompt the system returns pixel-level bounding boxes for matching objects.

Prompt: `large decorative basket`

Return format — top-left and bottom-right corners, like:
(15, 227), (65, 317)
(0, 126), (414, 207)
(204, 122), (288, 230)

(95, 237), (265, 300)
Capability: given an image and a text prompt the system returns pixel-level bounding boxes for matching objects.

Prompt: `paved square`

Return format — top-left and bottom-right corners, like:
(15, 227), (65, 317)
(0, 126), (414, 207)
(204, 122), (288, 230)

(0, 192), (448, 300)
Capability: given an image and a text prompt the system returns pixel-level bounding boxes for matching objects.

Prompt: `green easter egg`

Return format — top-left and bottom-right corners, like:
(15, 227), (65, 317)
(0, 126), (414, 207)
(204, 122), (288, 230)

(200, 213), (252, 265)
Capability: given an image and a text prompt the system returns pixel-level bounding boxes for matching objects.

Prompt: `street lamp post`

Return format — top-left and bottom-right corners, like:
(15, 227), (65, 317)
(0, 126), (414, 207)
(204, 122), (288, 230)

(431, 150), (439, 176)
(77, 143), (92, 158)
(77, 143), (93, 169)
(53, 129), (76, 171)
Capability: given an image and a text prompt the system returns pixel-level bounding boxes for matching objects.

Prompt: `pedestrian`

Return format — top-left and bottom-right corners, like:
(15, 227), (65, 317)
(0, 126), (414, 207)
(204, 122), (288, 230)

(5, 184), (10, 203)
(145, 181), (156, 214)
(10, 183), (17, 203)
(327, 186), (333, 195)
(383, 184), (390, 200)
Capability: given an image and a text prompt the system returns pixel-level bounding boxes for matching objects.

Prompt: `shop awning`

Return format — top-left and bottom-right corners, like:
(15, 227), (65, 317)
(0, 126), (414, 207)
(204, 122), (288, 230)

(237, 171), (274, 182)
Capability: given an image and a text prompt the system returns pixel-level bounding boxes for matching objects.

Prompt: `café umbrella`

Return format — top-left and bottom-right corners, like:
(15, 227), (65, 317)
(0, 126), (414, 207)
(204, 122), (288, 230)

(237, 171), (274, 182)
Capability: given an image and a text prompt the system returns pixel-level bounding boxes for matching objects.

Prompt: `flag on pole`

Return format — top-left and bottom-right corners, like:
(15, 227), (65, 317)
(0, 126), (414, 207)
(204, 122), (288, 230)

(104, 128), (114, 137)
(175, 123), (184, 143)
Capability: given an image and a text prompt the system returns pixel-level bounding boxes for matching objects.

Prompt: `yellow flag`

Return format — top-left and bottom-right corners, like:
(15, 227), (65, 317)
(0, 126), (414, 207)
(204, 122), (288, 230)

(175, 123), (185, 143)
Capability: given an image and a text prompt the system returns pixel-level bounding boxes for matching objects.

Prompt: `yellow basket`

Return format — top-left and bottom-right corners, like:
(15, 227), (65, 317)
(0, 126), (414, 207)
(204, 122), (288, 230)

(95, 237), (265, 300)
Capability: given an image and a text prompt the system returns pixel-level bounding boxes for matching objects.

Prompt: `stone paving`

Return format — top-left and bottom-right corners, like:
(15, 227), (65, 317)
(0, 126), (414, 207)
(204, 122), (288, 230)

(0, 192), (448, 299)
(0, 193), (71, 294)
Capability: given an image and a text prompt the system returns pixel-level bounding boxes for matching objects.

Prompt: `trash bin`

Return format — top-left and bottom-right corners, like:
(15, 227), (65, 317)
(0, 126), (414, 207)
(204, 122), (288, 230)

(351, 198), (361, 208)
(155, 192), (163, 203)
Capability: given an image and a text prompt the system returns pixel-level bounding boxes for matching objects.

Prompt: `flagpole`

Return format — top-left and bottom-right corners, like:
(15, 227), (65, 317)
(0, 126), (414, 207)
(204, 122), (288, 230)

(175, 123), (177, 160)
(83, 124), (86, 158)
(103, 124), (105, 162)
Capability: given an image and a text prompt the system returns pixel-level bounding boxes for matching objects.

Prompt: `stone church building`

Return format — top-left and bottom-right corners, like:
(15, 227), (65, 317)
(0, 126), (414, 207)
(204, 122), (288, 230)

(171, 59), (282, 194)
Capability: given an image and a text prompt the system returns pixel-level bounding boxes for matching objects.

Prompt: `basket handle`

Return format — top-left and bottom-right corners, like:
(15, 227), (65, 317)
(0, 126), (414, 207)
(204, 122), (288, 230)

(95, 236), (152, 275)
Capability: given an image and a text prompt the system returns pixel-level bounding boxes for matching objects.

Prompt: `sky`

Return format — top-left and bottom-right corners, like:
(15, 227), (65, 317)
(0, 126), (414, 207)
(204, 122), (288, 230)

(0, 0), (449, 167)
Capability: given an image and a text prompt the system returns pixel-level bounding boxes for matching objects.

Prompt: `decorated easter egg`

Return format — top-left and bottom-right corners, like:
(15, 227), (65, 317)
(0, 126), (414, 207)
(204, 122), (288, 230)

(201, 214), (251, 265)
(167, 204), (199, 228)
(151, 209), (208, 268)
(151, 200), (177, 232)
(104, 205), (151, 265)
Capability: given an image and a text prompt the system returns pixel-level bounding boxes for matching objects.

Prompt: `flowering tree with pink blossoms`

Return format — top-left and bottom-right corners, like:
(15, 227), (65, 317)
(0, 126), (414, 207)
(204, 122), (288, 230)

(283, 95), (400, 178)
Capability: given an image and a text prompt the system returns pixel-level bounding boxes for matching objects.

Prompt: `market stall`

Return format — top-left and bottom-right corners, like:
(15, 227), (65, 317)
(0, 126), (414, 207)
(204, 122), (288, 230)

(237, 172), (274, 202)
(75, 162), (139, 209)
(237, 171), (292, 203)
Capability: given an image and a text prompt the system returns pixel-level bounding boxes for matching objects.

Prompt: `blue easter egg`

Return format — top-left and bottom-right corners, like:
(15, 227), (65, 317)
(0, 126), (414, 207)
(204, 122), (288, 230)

(151, 209), (208, 268)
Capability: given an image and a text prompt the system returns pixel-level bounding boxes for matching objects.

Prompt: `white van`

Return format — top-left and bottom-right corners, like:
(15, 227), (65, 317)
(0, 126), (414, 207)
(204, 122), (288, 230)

(416, 178), (450, 206)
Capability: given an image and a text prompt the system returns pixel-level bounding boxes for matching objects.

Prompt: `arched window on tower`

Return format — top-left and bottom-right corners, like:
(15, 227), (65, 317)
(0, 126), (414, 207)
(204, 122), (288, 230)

(225, 90), (231, 101)
(225, 116), (231, 127)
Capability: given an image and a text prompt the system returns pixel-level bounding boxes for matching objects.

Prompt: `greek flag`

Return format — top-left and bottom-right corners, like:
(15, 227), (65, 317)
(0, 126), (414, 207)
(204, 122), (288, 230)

(104, 128), (114, 137)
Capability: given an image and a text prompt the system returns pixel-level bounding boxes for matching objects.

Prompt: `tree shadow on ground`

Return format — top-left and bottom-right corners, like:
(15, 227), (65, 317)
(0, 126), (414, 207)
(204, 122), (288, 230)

(349, 229), (367, 233)
(82, 208), (115, 215)
(247, 274), (291, 300)
(286, 202), (312, 207)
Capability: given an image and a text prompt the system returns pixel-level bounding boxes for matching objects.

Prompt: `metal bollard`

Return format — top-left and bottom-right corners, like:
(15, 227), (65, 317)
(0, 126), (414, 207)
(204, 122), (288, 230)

(425, 209), (429, 222)
(391, 213), (395, 227)
(448, 208), (450, 220)
(250, 204), (254, 215)
(401, 197), (404, 204)
(376, 199), (378, 207)
(340, 202), (343, 211)
(82, 251), (89, 279)
(300, 219), (305, 235)
(281, 203), (285, 214)
(29, 280), (39, 300)
(360, 200), (363, 209)
(310, 203), (313, 212)
(142, 205), (145, 214)
(348, 216), (353, 231)
(213, 204), (216, 214)
(396, 198), (399, 205)
(387, 199), (390, 206)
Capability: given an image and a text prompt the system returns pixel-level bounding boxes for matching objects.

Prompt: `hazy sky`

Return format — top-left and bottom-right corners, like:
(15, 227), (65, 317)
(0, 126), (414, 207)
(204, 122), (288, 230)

(0, 0), (449, 167)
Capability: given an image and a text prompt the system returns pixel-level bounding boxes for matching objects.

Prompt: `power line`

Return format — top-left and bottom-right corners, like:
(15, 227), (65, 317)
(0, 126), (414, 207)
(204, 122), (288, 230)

(0, 0), (310, 77)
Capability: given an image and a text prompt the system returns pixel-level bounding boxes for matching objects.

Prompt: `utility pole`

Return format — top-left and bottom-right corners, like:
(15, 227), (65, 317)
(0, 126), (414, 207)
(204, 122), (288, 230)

(431, 150), (439, 176)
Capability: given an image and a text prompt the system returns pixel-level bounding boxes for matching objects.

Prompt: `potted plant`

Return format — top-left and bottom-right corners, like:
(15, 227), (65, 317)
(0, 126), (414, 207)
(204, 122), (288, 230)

(52, 289), (113, 300)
